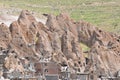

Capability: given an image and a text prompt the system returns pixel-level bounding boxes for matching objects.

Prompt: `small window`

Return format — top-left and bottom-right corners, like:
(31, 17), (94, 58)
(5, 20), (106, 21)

(15, 55), (17, 58)
(25, 57), (29, 60)
(78, 68), (80, 72)
(20, 37), (22, 39)
(99, 30), (102, 33)
(3, 51), (6, 54)
(0, 47), (2, 50)
(18, 61), (20, 65)
(28, 64), (30, 67)
(44, 69), (48, 72)
(98, 45), (100, 48)
(117, 39), (119, 42)
(44, 63), (47, 66)
(78, 61), (81, 64)
(74, 63), (77, 67)
(20, 44), (23, 47)
(11, 50), (15, 53)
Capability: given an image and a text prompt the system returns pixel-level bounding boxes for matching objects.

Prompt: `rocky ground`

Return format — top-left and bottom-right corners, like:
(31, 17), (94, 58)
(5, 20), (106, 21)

(0, 10), (120, 80)
(0, 13), (46, 26)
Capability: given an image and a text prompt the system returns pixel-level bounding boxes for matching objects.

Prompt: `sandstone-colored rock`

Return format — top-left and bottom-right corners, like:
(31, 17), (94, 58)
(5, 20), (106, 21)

(75, 21), (120, 76)
(0, 23), (11, 49)
(46, 13), (85, 72)
(4, 53), (24, 72)
(9, 21), (36, 58)
(0, 10), (119, 79)
(89, 42), (120, 76)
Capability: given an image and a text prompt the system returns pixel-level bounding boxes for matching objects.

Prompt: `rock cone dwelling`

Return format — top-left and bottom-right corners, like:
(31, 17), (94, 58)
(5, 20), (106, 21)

(0, 10), (120, 80)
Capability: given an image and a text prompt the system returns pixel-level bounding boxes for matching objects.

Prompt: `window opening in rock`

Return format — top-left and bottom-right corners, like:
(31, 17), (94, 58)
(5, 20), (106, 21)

(74, 63), (77, 67)
(44, 69), (48, 72)
(20, 44), (23, 47)
(4, 35), (7, 38)
(78, 68), (80, 72)
(15, 55), (17, 58)
(99, 30), (102, 33)
(117, 39), (119, 42)
(44, 63), (47, 66)
(78, 61), (81, 64)
(25, 57), (29, 60)
(85, 57), (89, 65)
(18, 61), (20, 65)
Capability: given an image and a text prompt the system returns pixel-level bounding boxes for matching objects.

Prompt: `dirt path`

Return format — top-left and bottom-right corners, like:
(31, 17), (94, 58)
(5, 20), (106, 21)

(0, 14), (46, 26)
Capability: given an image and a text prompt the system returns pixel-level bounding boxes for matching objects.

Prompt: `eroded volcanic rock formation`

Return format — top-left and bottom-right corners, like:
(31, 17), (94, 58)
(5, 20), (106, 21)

(0, 10), (120, 78)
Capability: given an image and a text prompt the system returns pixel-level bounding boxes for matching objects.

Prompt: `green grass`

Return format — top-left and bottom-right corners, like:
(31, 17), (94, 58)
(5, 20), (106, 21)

(0, 0), (120, 34)
(80, 43), (90, 52)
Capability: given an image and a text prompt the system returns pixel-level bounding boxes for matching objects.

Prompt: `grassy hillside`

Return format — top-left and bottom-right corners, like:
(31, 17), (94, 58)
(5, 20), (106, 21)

(0, 0), (120, 34)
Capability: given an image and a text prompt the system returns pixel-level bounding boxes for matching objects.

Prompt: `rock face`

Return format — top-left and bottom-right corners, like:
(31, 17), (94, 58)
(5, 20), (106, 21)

(46, 13), (85, 72)
(0, 23), (11, 49)
(4, 52), (24, 72)
(0, 10), (120, 79)
(75, 21), (120, 76)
